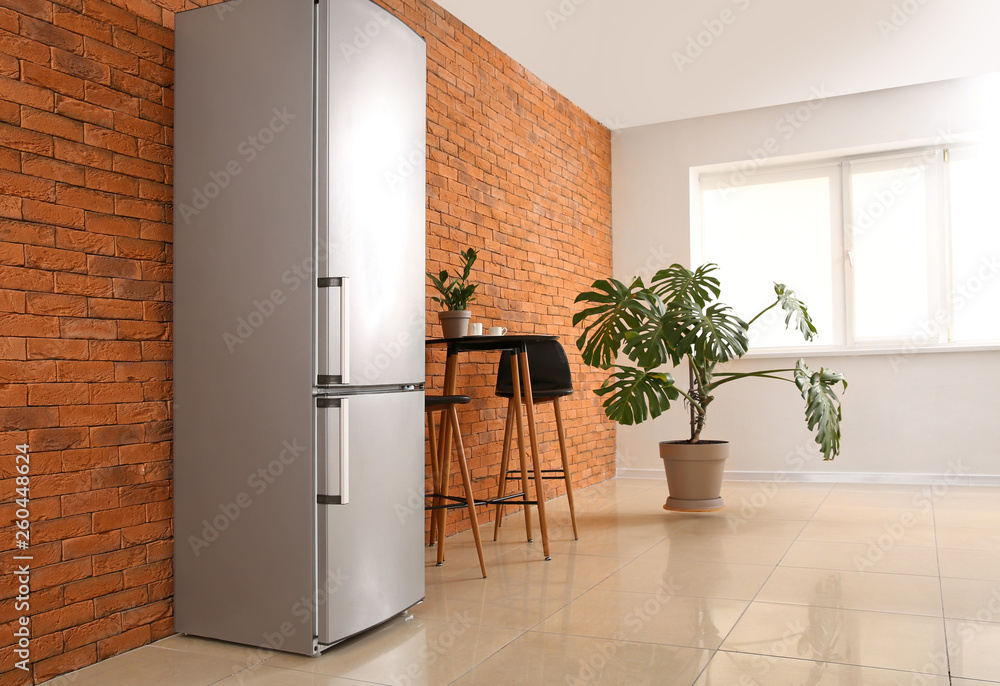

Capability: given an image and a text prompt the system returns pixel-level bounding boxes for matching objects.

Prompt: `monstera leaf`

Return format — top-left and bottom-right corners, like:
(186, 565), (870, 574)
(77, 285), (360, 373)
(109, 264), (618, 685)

(621, 292), (686, 370)
(650, 263), (722, 307)
(573, 278), (644, 368)
(794, 359), (847, 460)
(671, 301), (749, 364)
(594, 366), (679, 425)
(775, 283), (818, 342)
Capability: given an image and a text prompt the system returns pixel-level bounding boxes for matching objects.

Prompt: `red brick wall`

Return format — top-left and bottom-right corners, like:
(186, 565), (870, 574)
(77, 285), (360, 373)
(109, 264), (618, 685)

(0, 0), (614, 682)
(0, 0), (177, 682)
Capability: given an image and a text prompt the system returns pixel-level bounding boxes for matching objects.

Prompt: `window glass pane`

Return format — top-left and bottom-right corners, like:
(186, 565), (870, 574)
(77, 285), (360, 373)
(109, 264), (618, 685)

(850, 156), (934, 341)
(949, 146), (1000, 342)
(701, 169), (835, 348)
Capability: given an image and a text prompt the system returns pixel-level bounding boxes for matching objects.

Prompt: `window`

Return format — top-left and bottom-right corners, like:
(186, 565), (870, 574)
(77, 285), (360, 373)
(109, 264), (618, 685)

(694, 143), (1000, 353)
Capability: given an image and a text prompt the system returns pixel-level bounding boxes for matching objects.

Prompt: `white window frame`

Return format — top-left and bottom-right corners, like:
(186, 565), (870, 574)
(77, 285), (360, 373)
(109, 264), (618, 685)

(693, 143), (1000, 358)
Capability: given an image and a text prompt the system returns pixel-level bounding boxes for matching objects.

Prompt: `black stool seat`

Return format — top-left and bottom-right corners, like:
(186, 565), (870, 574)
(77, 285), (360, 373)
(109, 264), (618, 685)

(425, 395), (471, 408)
(496, 387), (573, 400)
(495, 343), (573, 398)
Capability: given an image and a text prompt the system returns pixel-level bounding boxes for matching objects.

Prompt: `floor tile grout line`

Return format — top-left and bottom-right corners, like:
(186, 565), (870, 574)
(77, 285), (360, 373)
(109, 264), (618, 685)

(445, 627), (529, 686)
(702, 647), (953, 681)
(930, 500), (955, 685)
(687, 479), (836, 685)
(437, 478), (702, 681)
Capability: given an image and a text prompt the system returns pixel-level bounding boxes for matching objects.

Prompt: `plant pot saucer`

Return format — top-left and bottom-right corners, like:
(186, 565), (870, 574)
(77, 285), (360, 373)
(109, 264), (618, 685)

(660, 440), (728, 513)
(664, 497), (725, 512)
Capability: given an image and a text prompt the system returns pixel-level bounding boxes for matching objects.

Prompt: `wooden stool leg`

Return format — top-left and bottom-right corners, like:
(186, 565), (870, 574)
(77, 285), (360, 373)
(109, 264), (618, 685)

(554, 397), (578, 540)
(510, 354), (533, 543)
(492, 402), (515, 541)
(519, 350), (550, 560)
(427, 409), (439, 547)
(436, 407), (453, 566)
(450, 405), (486, 578)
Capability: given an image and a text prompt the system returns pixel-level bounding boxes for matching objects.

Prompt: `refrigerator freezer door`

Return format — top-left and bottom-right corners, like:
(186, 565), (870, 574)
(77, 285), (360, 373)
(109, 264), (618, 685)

(317, 0), (427, 388)
(317, 390), (425, 644)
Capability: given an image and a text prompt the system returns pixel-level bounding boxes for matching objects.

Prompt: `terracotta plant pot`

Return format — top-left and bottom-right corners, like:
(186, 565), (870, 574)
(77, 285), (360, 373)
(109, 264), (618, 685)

(438, 310), (471, 338)
(659, 440), (729, 512)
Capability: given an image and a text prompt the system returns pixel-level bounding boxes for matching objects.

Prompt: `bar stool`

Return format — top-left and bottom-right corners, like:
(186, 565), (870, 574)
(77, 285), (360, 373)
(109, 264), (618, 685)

(425, 394), (487, 578)
(492, 340), (579, 541)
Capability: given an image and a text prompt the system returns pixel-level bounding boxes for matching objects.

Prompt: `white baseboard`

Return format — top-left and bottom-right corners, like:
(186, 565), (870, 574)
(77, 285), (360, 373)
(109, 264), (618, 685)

(616, 467), (1000, 486)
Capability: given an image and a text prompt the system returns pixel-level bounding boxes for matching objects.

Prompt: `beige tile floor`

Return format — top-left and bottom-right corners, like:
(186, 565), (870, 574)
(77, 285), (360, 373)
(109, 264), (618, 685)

(47, 478), (1000, 686)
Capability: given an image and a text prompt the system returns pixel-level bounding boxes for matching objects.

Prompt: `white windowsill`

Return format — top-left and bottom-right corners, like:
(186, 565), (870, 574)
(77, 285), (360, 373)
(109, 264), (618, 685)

(742, 342), (1000, 360)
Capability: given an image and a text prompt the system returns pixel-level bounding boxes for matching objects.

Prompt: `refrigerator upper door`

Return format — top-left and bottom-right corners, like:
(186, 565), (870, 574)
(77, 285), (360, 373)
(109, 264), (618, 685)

(316, 390), (425, 644)
(317, 0), (427, 388)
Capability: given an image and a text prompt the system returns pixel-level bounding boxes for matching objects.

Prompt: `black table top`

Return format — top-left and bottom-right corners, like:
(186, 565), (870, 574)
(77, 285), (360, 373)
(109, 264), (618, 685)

(425, 334), (558, 352)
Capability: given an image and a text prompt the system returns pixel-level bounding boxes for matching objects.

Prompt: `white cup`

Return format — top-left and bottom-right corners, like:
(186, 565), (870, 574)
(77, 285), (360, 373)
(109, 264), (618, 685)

(488, 326), (508, 336)
(469, 323), (483, 336)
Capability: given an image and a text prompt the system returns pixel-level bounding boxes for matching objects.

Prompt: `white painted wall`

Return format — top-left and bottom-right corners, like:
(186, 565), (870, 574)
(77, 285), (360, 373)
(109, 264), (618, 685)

(611, 74), (1000, 480)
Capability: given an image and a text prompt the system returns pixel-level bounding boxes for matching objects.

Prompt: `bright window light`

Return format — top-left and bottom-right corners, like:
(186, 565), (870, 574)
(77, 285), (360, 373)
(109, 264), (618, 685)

(701, 169), (836, 348)
(696, 142), (997, 353)
(949, 146), (1000, 342)
(849, 154), (938, 341)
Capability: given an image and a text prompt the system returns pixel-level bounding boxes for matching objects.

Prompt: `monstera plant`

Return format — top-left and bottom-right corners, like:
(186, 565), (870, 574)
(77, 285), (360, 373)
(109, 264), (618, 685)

(574, 263), (846, 512)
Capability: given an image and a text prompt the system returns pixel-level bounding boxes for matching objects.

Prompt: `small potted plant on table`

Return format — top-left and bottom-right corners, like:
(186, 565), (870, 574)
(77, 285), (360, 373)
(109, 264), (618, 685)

(574, 263), (847, 512)
(428, 248), (478, 339)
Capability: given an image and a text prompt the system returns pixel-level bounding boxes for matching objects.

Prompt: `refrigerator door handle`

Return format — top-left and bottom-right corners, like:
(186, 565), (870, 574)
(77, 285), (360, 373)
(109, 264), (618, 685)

(317, 397), (349, 505)
(317, 277), (349, 385)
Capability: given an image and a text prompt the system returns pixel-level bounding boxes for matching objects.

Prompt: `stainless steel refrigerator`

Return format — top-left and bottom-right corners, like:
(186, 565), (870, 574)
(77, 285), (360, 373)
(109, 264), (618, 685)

(173, 0), (427, 656)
